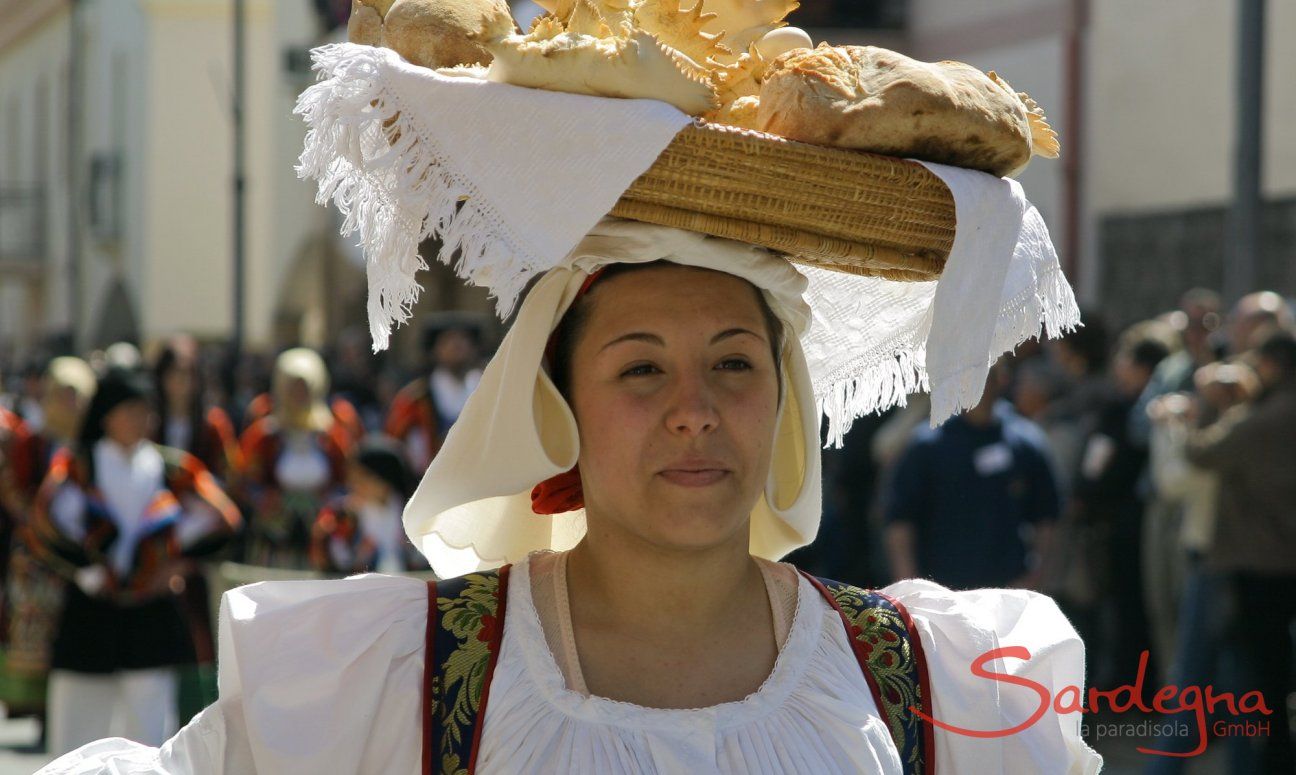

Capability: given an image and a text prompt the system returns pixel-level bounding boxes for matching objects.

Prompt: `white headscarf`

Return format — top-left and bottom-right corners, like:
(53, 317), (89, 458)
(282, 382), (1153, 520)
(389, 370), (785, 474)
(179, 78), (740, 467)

(405, 219), (822, 578)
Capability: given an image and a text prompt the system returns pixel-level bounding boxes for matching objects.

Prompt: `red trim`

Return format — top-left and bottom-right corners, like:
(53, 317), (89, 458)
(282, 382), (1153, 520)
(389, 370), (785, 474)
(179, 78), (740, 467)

(466, 564), (511, 774)
(873, 589), (937, 775)
(422, 579), (438, 775)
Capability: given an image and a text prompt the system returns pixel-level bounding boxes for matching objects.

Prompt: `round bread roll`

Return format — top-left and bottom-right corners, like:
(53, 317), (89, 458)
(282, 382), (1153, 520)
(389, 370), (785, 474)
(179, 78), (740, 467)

(758, 44), (1058, 177)
(349, 0), (518, 70)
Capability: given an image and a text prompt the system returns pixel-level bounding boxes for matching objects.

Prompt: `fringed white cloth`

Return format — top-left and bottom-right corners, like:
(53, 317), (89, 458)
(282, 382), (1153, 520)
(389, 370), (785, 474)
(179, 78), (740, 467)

(296, 42), (1080, 433)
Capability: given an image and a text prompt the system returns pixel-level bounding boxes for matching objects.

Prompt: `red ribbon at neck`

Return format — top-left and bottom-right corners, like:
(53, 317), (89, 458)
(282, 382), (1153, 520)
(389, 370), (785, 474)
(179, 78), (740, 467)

(530, 465), (583, 514)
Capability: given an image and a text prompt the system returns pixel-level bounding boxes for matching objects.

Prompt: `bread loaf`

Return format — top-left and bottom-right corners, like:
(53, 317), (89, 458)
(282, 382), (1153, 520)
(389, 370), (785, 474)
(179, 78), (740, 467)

(347, 0), (518, 69)
(758, 44), (1058, 177)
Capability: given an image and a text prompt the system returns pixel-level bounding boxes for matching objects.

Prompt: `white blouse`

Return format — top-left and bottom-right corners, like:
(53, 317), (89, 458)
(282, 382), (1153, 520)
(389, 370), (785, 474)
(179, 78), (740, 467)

(39, 553), (1103, 774)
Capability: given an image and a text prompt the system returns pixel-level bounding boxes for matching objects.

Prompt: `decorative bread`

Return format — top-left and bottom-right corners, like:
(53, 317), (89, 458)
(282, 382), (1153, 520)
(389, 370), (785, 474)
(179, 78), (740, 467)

(485, 3), (719, 116)
(347, 0), (517, 69)
(757, 44), (1060, 177)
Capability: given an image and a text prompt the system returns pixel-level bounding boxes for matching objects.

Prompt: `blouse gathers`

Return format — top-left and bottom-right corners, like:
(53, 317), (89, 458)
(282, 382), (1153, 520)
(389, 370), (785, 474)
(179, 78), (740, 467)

(479, 552), (902, 774)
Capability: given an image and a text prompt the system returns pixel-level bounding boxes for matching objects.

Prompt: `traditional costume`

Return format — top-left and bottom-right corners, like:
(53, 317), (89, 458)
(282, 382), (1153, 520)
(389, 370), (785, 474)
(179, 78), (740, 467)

(42, 9), (1103, 772)
(384, 315), (485, 473)
(236, 349), (350, 569)
(27, 369), (241, 755)
(310, 438), (429, 574)
(0, 357), (96, 719)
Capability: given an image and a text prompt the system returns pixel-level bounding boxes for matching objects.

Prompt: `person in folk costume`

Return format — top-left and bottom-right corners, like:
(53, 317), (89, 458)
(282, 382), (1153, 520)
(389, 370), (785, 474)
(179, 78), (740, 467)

(152, 336), (241, 482)
(41, 218), (1104, 772)
(236, 348), (350, 569)
(149, 335), (245, 723)
(0, 357), (96, 730)
(310, 435), (429, 575)
(0, 404), (36, 601)
(0, 403), (39, 710)
(40, 34), (1101, 774)
(240, 356), (365, 449)
(24, 368), (241, 755)
(384, 313), (486, 474)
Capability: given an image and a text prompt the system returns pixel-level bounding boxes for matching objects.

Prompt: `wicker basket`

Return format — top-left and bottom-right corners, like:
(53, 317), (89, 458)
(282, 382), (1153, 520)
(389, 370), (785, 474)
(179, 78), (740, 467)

(610, 122), (957, 282)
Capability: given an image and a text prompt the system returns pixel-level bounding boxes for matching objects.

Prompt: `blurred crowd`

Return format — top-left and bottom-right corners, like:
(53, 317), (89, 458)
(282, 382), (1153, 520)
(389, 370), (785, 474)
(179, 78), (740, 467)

(0, 315), (486, 756)
(1, 289), (1294, 768)
(796, 287), (1296, 773)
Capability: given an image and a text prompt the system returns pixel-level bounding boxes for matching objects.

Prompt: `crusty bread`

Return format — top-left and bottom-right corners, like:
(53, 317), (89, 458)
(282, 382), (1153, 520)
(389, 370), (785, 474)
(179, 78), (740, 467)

(757, 44), (1058, 177)
(348, 0), (518, 70)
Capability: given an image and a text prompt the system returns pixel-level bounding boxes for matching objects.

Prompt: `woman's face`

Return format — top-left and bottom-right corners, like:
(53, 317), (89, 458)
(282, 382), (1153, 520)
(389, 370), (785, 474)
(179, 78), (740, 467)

(104, 399), (152, 448)
(566, 264), (781, 553)
(163, 360), (196, 404)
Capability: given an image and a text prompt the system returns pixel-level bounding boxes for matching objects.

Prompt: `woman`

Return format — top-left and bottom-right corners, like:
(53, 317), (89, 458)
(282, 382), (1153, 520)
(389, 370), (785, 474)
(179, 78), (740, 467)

(152, 336), (241, 483)
(151, 336), (245, 723)
(42, 223), (1102, 774)
(28, 368), (241, 756)
(0, 357), (96, 728)
(237, 348), (350, 569)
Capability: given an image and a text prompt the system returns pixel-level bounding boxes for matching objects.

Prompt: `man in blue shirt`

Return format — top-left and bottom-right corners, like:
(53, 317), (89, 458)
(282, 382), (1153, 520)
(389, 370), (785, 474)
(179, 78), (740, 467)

(883, 362), (1060, 589)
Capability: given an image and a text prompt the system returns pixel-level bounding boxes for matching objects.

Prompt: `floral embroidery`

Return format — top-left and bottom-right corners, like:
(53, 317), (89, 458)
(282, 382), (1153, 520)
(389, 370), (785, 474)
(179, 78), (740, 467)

(822, 580), (930, 775)
(430, 569), (506, 775)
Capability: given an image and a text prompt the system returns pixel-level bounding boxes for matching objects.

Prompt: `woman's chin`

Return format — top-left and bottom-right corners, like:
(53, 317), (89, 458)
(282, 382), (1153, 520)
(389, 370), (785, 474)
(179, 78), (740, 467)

(637, 503), (753, 554)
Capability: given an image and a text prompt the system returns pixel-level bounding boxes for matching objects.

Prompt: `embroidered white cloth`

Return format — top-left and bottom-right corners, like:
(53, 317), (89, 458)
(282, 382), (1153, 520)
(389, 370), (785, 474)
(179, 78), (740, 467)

(38, 555), (1103, 774)
(295, 43), (1079, 435)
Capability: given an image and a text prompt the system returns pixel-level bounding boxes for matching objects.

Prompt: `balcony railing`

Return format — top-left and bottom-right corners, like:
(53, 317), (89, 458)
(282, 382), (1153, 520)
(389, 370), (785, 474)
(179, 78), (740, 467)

(0, 185), (46, 266)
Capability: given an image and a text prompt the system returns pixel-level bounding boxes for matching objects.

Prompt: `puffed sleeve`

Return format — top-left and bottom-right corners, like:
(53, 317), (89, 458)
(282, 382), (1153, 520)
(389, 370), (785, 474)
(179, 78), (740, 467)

(38, 573), (429, 774)
(880, 578), (1104, 775)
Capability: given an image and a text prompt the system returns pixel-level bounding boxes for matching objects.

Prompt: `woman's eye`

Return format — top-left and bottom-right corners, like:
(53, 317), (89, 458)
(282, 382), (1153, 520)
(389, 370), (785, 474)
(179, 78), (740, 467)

(717, 358), (753, 371)
(621, 363), (661, 377)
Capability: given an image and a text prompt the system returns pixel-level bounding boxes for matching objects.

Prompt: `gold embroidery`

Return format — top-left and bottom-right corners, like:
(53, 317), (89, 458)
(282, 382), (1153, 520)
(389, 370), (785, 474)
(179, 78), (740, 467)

(435, 572), (502, 772)
(830, 584), (925, 772)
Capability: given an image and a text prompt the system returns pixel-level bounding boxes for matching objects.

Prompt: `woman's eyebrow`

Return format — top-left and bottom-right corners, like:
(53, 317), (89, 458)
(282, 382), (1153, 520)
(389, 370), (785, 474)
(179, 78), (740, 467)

(599, 327), (765, 353)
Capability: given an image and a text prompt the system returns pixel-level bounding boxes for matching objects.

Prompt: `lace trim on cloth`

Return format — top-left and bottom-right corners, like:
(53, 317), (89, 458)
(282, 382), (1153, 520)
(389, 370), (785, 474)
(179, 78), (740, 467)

(296, 43), (1080, 438)
(295, 45), (549, 350)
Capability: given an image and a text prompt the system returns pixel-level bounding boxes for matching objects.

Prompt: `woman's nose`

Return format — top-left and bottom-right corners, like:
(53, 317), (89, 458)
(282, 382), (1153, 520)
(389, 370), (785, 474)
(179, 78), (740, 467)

(665, 372), (719, 436)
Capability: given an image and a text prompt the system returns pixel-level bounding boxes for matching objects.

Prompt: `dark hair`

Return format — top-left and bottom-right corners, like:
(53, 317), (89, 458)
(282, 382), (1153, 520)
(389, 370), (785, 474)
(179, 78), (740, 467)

(1125, 339), (1171, 373)
(1058, 310), (1109, 374)
(1258, 330), (1296, 382)
(548, 261), (785, 400)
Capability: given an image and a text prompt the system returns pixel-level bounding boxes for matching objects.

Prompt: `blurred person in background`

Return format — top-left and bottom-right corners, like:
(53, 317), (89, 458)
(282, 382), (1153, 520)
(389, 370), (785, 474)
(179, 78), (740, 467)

(242, 353), (364, 447)
(309, 436), (428, 575)
(151, 336), (241, 483)
(14, 360), (49, 433)
(883, 360), (1060, 590)
(238, 348), (350, 569)
(27, 368), (241, 755)
(385, 314), (485, 475)
(1144, 361), (1259, 773)
(1186, 330), (1296, 773)
(149, 335), (245, 722)
(1129, 290), (1222, 683)
(0, 395), (38, 724)
(329, 327), (385, 432)
(1072, 321), (1172, 692)
(0, 357), (96, 739)
(1227, 290), (1293, 360)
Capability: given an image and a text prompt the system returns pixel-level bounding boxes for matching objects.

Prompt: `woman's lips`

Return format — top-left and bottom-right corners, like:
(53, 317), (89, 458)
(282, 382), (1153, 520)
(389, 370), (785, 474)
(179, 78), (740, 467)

(657, 468), (730, 487)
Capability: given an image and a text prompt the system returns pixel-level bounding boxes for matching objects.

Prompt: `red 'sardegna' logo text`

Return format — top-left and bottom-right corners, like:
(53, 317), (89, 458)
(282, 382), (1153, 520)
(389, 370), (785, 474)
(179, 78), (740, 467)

(912, 646), (1272, 757)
